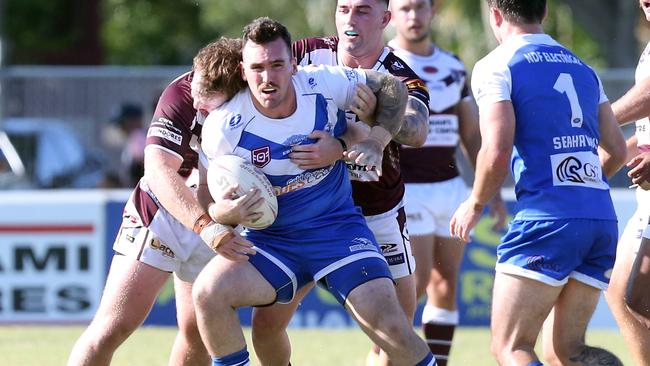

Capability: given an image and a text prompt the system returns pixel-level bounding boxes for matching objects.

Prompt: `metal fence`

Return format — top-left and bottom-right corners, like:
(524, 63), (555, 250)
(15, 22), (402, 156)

(0, 66), (639, 188)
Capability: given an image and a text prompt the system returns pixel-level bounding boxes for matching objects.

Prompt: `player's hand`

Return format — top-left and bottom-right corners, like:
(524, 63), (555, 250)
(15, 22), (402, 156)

(350, 83), (376, 124)
(289, 130), (343, 169)
(215, 230), (257, 262)
(208, 184), (264, 226)
(199, 223), (256, 261)
(488, 194), (508, 231)
(627, 152), (650, 189)
(344, 138), (384, 176)
(450, 196), (484, 242)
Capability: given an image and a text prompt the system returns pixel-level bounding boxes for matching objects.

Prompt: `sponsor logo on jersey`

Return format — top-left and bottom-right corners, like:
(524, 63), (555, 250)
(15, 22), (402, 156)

(152, 117), (182, 134)
(228, 114), (242, 128)
(149, 239), (176, 258)
(321, 37), (336, 47)
(349, 237), (377, 252)
(379, 243), (398, 254)
(391, 60), (405, 70)
(148, 127), (182, 145)
(251, 146), (271, 168)
(308, 77), (316, 89)
(385, 253), (405, 265)
(550, 151), (608, 190)
(423, 66), (438, 74)
(405, 79), (427, 92)
(274, 166), (333, 196)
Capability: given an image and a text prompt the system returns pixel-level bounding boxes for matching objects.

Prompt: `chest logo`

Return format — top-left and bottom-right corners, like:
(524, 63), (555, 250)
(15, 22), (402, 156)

(251, 146), (271, 168)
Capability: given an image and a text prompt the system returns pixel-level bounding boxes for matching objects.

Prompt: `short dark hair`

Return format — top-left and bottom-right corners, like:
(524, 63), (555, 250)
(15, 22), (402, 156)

(486, 0), (545, 24)
(242, 17), (292, 53)
(192, 37), (247, 100)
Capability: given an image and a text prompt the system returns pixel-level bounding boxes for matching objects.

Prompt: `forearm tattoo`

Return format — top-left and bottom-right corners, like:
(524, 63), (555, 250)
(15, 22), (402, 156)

(365, 70), (407, 136)
(393, 98), (429, 146)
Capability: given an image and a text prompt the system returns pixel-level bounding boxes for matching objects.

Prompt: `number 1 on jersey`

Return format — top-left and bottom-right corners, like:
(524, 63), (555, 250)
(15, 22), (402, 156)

(553, 73), (583, 128)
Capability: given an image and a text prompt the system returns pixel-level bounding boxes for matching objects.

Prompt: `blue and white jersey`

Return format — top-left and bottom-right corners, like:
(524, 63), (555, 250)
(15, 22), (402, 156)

(201, 64), (367, 233)
(472, 34), (616, 221)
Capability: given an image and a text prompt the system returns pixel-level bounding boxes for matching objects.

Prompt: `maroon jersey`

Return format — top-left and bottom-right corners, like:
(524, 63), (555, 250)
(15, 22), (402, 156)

(389, 43), (470, 183)
(130, 71), (203, 226)
(292, 37), (429, 216)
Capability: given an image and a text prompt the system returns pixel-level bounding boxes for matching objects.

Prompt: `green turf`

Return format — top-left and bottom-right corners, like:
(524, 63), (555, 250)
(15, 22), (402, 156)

(0, 326), (632, 365)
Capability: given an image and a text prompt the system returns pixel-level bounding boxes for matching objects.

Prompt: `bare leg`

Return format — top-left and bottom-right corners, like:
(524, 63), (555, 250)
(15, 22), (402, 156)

(67, 255), (169, 366)
(251, 284), (314, 366)
(490, 272), (561, 366)
(346, 277), (431, 365)
(625, 236), (650, 329)
(413, 235), (464, 366)
(376, 274), (417, 366)
(542, 279), (622, 365)
(412, 233), (435, 300)
(193, 256), (276, 358)
(169, 275), (210, 366)
(605, 236), (650, 365)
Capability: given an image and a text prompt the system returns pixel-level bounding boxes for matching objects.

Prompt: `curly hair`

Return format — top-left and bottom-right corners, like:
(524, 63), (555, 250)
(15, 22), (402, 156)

(192, 37), (247, 100)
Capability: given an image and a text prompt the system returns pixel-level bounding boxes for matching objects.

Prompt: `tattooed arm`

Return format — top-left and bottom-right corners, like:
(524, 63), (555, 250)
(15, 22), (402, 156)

(344, 70), (408, 175)
(393, 97), (429, 147)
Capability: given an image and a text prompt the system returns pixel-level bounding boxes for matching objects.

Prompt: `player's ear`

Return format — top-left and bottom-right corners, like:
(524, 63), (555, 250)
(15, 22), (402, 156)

(381, 9), (391, 28)
(291, 57), (298, 75)
(239, 62), (247, 81)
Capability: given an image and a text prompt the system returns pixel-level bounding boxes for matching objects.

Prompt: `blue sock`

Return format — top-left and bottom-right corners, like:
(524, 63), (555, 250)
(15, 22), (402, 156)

(527, 362), (544, 366)
(212, 347), (249, 366)
(415, 352), (437, 366)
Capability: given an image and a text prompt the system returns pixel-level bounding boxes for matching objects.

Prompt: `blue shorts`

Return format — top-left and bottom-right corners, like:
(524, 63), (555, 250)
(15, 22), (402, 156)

(496, 219), (617, 289)
(245, 220), (392, 304)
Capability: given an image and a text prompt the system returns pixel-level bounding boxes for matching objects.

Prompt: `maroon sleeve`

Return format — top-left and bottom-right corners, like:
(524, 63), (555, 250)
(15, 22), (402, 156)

(383, 52), (430, 108)
(146, 72), (200, 177)
(147, 72), (196, 160)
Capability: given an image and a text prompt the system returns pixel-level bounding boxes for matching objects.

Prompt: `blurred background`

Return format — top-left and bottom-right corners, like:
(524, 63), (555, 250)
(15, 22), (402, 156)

(0, 0), (646, 189)
(0, 0), (646, 344)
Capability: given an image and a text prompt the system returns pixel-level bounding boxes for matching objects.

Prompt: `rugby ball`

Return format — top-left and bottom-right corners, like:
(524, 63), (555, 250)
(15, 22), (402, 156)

(207, 155), (278, 229)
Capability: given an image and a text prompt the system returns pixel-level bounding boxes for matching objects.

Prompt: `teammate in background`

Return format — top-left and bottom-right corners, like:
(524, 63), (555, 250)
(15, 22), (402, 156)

(387, 1), (507, 363)
(193, 17), (437, 366)
(250, 1), (431, 365)
(604, 1), (650, 362)
(67, 37), (253, 366)
(449, 1), (626, 365)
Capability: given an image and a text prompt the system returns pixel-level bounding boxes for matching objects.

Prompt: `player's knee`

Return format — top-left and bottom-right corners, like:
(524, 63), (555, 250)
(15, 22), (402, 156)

(192, 279), (224, 313)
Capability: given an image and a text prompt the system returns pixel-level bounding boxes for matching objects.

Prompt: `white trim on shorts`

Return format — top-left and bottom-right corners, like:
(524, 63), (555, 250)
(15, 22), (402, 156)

(496, 263), (608, 290)
(253, 246), (299, 302)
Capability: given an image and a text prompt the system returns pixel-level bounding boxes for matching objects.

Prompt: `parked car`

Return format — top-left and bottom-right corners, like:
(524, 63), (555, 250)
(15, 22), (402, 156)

(0, 118), (106, 189)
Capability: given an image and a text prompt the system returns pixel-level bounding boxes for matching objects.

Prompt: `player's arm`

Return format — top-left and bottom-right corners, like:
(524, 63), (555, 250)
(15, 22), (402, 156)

(612, 76), (650, 126)
(144, 148), (205, 230)
(451, 100), (514, 242)
(345, 70), (408, 173)
(350, 82), (428, 147)
(597, 102), (627, 177)
(458, 96), (507, 230)
(392, 97), (429, 147)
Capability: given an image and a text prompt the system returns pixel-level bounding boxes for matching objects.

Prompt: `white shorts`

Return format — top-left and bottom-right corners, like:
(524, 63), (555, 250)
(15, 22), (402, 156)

(365, 203), (416, 279)
(113, 198), (215, 282)
(404, 176), (470, 237)
(619, 197), (650, 255)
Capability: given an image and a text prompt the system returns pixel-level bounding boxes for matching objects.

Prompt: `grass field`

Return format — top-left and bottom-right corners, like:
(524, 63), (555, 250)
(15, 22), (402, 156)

(0, 326), (632, 366)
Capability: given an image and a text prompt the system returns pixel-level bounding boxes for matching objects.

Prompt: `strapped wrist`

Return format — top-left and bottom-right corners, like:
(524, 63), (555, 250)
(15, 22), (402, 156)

(193, 213), (213, 234)
(199, 221), (235, 252)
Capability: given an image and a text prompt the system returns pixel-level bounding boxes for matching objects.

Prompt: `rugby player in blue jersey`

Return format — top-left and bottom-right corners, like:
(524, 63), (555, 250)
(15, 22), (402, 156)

(193, 17), (437, 366)
(450, 1), (626, 365)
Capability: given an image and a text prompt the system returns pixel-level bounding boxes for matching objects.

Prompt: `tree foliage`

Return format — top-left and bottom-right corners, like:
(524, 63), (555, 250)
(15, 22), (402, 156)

(2, 0), (644, 67)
